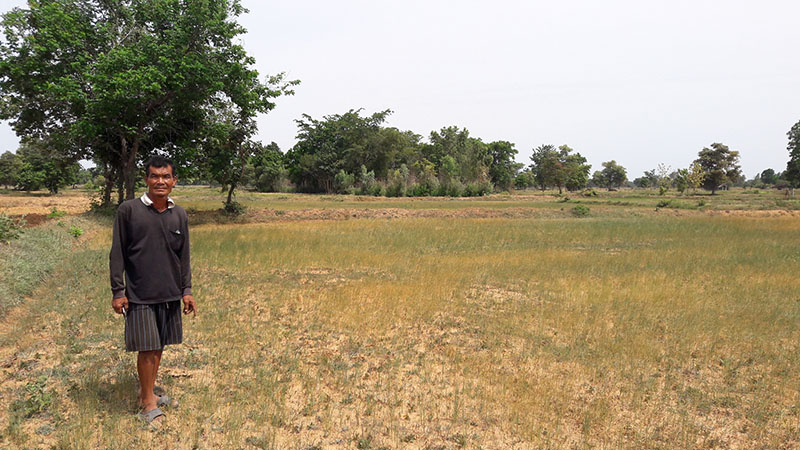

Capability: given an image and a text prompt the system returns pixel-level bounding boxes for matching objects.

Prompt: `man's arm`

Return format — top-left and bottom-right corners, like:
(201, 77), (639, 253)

(180, 209), (196, 316)
(109, 205), (128, 313)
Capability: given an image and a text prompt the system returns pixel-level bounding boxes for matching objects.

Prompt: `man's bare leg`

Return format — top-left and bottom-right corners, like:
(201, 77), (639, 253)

(138, 350), (163, 412)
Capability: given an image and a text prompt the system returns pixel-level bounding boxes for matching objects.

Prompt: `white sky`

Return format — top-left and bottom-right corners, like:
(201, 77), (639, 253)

(2, 0), (799, 178)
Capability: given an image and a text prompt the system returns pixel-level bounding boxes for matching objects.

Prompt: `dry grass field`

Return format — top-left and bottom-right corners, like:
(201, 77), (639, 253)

(1, 188), (799, 448)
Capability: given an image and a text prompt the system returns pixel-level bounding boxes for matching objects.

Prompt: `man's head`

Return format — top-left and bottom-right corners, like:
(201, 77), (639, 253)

(144, 156), (177, 199)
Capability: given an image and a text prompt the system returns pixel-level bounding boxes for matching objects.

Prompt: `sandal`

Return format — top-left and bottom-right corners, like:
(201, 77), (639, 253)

(157, 394), (178, 408)
(138, 407), (165, 424)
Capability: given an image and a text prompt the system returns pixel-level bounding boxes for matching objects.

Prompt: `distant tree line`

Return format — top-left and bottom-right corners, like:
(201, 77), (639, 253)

(1, 2), (799, 203)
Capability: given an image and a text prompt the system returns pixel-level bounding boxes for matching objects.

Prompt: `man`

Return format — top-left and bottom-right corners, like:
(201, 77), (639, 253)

(109, 155), (196, 425)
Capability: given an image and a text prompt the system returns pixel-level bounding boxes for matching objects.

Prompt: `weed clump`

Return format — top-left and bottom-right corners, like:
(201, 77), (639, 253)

(223, 200), (247, 216)
(0, 212), (25, 243)
(571, 204), (590, 217)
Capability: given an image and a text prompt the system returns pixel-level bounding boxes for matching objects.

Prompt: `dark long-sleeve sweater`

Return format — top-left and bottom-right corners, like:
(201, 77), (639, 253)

(109, 198), (192, 304)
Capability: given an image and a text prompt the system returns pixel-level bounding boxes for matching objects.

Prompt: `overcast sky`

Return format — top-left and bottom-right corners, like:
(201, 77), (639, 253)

(2, 0), (799, 178)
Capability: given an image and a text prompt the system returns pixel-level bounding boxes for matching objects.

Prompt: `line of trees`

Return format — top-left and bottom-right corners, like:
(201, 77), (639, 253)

(1, 2), (799, 202)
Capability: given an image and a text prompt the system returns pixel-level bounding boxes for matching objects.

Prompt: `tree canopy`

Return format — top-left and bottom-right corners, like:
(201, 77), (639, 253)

(693, 143), (741, 194)
(785, 120), (800, 189)
(529, 144), (590, 193)
(0, 0), (296, 205)
(592, 160), (627, 189)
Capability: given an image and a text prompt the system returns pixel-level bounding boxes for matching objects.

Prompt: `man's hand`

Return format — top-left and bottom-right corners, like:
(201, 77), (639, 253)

(182, 294), (197, 317)
(112, 296), (128, 315)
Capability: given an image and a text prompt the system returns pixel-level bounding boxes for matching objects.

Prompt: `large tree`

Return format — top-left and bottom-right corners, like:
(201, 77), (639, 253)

(785, 120), (800, 190)
(285, 109), (392, 193)
(529, 144), (590, 193)
(15, 138), (80, 193)
(591, 160), (627, 190)
(693, 143), (741, 194)
(0, 0), (294, 205)
(486, 140), (520, 191)
(0, 151), (22, 189)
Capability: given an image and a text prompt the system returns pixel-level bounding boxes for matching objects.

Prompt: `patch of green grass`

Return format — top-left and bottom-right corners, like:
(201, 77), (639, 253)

(0, 220), (79, 315)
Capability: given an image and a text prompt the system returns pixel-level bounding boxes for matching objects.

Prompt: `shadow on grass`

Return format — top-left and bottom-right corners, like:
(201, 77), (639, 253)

(69, 372), (139, 416)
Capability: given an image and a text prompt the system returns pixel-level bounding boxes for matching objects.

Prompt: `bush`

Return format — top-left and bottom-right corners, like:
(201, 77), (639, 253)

(438, 180), (464, 197)
(656, 199), (672, 208)
(223, 200), (247, 216)
(581, 188), (598, 197)
(697, 199), (706, 207)
(69, 225), (83, 238)
(47, 207), (66, 219)
(571, 205), (590, 217)
(386, 165), (409, 197)
(0, 213), (24, 243)
(463, 180), (493, 197)
(334, 170), (355, 194)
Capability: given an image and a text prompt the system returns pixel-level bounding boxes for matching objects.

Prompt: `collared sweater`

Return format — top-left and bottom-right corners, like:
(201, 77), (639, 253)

(109, 197), (192, 304)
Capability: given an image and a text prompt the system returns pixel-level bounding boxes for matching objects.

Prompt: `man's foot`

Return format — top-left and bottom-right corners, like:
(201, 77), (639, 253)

(156, 394), (178, 408)
(138, 407), (165, 426)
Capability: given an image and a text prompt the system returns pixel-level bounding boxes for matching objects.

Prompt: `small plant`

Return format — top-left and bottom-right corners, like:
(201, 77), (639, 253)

(223, 200), (246, 216)
(697, 199), (706, 207)
(657, 199), (672, 208)
(10, 376), (53, 419)
(69, 225), (83, 238)
(0, 212), (25, 243)
(571, 205), (590, 217)
(46, 207), (66, 219)
(557, 197), (570, 203)
(582, 189), (598, 197)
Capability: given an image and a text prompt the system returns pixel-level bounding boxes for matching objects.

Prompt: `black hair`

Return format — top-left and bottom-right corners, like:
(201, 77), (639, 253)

(144, 155), (176, 177)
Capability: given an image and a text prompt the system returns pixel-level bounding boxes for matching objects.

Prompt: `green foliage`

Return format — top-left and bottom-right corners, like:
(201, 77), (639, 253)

(674, 168), (689, 194)
(486, 141), (520, 191)
(785, 120), (800, 188)
(386, 164), (410, 197)
(11, 376), (53, 419)
(0, 0), (297, 205)
(334, 170), (356, 194)
(0, 221), (74, 315)
(357, 165), (382, 196)
(530, 144), (590, 193)
(514, 171), (535, 189)
(571, 204), (590, 217)
(251, 142), (288, 192)
(286, 109), (393, 193)
(592, 160), (628, 189)
(69, 225), (83, 238)
(223, 200), (247, 216)
(694, 143), (741, 194)
(0, 151), (22, 188)
(0, 212), (24, 243)
(47, 207), (66, 219)
(657, 199), (672, 208)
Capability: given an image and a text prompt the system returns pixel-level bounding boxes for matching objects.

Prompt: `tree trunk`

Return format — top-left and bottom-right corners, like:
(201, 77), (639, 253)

(124, 137), (139, 200)
(226, 183), (235, 204)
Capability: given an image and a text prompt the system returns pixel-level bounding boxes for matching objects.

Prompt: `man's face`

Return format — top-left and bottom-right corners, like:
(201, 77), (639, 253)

(145, 165), (177, 199)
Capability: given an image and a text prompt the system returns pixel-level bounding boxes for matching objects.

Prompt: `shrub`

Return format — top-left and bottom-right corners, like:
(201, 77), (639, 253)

(386, 165), (409, 197)
(463, 180), (493, 197)
(334, 170), (355, 194)
(656, 199), (671, 208)
(47, 207), (66, 219)
(69, 225), (83, 238)
(581, 188), (598, 197)
(571, 205), (590, 217)
(0, 212), (24, 243)
(697, 199), (706, 207)
(223, 200), (247, 216)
